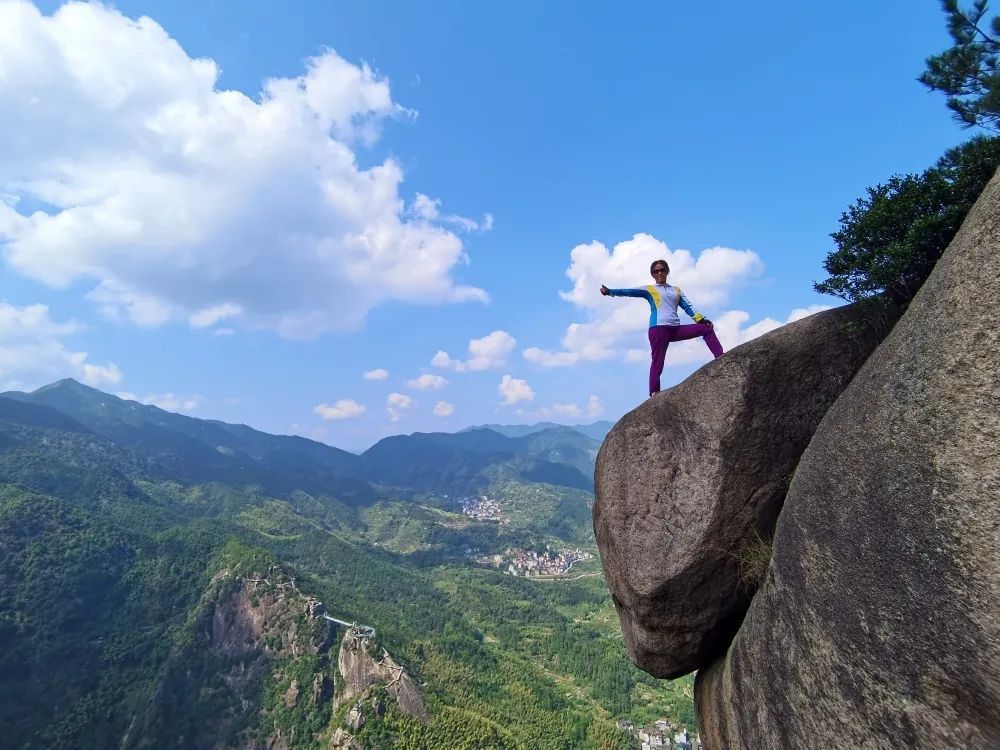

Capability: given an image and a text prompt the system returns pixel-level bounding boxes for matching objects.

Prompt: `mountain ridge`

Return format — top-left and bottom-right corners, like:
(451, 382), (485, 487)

(463, 420), (614, 443)
(0, 379), (603, 496)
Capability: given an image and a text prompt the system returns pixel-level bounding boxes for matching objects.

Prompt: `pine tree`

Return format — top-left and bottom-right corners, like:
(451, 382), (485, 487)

(922, 1), (1000, 129)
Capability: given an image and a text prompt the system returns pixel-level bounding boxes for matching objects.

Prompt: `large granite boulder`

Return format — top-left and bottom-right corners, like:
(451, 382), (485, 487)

(696, 171), (1000, 748)
(594, 301), (898, 678)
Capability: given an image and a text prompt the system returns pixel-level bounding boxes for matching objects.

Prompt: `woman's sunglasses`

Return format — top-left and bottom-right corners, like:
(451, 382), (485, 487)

(652, 268), (667, 274)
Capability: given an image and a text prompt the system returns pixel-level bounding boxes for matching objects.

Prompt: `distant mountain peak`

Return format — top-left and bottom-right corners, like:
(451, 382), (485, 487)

(28, 378), (121, 404)
(0, 378), (115, 409)
(32, 377), (92, 393)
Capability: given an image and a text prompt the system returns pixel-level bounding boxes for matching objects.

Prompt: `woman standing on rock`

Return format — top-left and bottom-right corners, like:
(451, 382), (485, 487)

(601, 259), (724, 397)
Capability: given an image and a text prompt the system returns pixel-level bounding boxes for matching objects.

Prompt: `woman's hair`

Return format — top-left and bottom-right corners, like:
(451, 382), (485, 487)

(650, 259), (670, 274)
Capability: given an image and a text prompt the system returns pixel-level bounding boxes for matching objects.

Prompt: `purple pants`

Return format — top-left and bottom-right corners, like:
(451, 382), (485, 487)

(648, 324), (724, 395)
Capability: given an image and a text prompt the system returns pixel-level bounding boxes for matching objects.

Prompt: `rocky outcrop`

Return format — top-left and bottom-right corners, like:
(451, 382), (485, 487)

(328, 629), (428, 749)
(694, 166), (1000, 747)
(336, 630), (428, 722)
(594, 301), (898, 678)
(130, 564), (336, 750)
(329, 727), (362, 750)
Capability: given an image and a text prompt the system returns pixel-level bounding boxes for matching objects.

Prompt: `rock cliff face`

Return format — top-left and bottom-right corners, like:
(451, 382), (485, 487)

(130, 556), (426, 750)
(594, 302), (897, 678)
(336, 630), (428, 722)
(129, 566), (335, 750)
(694, 163), (1000, 748)
(328, 627), (428, 748)
(595, 169), (1000, 748)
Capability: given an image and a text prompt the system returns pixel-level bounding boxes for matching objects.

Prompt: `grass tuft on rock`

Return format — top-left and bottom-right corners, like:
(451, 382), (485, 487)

(736, 531), (773, 589)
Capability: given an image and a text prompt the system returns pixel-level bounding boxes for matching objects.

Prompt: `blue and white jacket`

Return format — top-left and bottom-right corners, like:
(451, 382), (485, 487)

(605, 284), (705, 328)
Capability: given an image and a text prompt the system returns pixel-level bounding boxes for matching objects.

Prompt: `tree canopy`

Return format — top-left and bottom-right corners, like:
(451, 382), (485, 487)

(815, 3), (1000, 304)
(922, 0), (1000, 129)
(815, 135), (1000, 302)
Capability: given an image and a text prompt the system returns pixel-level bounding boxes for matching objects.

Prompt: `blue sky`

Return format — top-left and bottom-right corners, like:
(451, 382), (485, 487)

(0, 0), (973, 449)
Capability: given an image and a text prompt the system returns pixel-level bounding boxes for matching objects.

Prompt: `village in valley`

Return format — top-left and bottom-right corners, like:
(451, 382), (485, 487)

(458, 494), (593, 577)
(617, 719), (702, 750)
(460, 491), (700, 747)
(474, 545), (593, 578)
(460, 494), (504, 522)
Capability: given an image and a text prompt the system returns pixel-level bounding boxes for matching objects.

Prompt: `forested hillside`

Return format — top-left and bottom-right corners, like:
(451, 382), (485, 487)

(0, 380), (692, 749)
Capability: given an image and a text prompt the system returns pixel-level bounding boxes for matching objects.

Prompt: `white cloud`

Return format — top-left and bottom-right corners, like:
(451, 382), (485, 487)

(406, 373), (448, 390)
(87, 281), (172, 327)
(552, 402), (581, 417)
(524, 234), (763, 367)
(433, 400), (455, 417)
(433, 330), (516, 371)
(386, 391), (414, 421)
(516, 402), (587, 421)
(787, 304), (832, 322)
(727, 307), (812, 342)
(411, 194), (440, 221)
(586, 395), (603, 417)
(363, 368), (389, 381)
(0, 302), (121, 390)
(189, 302), (242, 328)
(387, 392), (413, 407)
(498, 374), (533, 406)
(523, 339), (592, 367)
(467, 330), (516, 370)
(431, 351), (456, 368)
(118, 392), (201, 412)
(725, 303), (832, 346)
(0, 1), (488, 339)
(81, 362), (122, 385)
(314, 399), (365, 420)
(520, 396), (601, 421)
(410, 193), (493, 233)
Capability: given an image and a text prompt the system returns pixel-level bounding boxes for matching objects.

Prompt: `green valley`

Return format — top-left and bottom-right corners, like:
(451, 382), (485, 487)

(0, 380), (693, 749)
